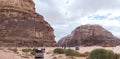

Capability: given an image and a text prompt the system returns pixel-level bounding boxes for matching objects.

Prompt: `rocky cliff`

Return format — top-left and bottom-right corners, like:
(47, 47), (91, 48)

(0, 0), (57, 47)
(58, 24), (120, 47)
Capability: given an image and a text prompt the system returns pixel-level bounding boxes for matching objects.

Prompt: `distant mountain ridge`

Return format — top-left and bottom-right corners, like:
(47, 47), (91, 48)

(58, 24), (120, 47)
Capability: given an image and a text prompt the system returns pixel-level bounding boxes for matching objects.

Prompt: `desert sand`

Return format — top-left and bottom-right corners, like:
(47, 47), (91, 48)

(0, 46), (120, 59)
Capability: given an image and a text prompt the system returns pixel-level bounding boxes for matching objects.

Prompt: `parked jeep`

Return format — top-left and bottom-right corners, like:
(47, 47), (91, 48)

(34, 49), (44, 59)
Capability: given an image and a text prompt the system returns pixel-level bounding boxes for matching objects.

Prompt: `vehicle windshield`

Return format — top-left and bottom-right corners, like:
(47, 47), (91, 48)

(35, 50), (42, 53)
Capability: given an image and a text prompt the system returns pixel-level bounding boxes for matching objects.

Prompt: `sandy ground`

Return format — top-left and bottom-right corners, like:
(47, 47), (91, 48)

(0, 50), (22, 59)
(0, 46), (120, 59)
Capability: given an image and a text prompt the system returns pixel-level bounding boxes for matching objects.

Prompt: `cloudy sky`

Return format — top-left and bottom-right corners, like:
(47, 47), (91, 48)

(33, 0), (120, 42)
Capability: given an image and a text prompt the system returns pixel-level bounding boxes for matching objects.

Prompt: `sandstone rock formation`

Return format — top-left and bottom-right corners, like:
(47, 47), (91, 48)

(0, 0), (57, 47)
(58, 24), (120, 47)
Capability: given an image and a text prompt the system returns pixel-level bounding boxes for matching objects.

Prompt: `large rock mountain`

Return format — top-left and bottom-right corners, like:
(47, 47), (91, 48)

(58, 24), (120, 47)
(0, 0), (57, 47)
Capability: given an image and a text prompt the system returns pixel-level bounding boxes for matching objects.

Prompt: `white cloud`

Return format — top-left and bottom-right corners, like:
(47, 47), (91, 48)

(33, 0), (120, 41)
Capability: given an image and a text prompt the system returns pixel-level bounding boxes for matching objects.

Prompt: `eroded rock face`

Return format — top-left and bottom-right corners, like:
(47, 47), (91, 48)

(0, 0), (35, 13)
(58, 24), (120, 47)
(0, 0), (57, 47)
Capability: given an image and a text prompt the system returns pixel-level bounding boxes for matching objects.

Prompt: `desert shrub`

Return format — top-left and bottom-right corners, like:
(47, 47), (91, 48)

(30, 49), (35, 55)
(84, 52), (90, 56)
(65, 49), (80, 57)
(12, 48), (18, 53)
(114, 53), (120, 59)
(22, 48), (32, 53)
(88, 48), (115, 59)
(79, 52), (90, 57)
(8, 48), (18, 53)
(54, 48), (65, 54)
